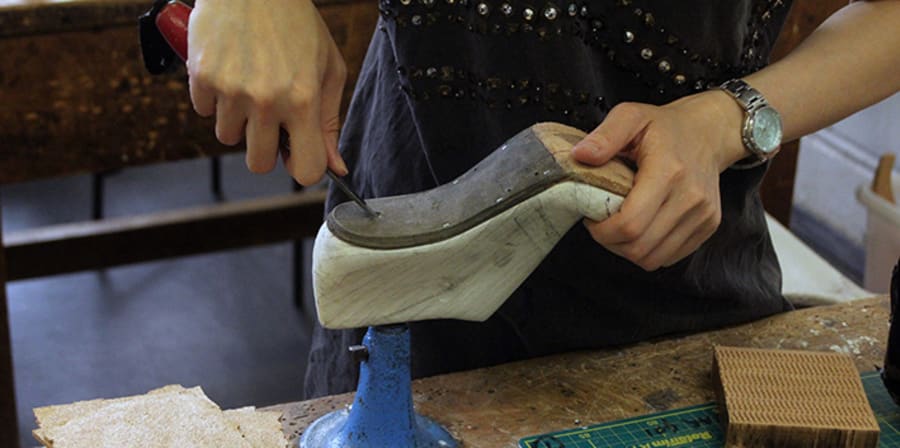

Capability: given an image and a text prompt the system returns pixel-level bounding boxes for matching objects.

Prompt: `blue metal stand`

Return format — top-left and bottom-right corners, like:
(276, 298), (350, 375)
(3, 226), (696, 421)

(300, 325), (458, 447)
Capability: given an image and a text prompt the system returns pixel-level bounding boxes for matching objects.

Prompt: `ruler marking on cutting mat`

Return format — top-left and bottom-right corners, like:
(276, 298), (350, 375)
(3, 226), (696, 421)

(520, 371), (900, 448)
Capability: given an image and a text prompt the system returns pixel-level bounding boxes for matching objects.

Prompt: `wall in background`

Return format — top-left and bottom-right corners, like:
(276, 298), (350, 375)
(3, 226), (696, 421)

(792, 92), (900, 283)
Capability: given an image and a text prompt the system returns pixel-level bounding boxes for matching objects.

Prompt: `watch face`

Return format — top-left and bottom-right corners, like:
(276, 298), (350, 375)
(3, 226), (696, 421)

(752, 106), (783, 154)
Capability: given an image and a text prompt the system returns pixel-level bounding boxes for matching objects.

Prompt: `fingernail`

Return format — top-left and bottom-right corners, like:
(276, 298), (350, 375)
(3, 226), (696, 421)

(589, 135), (608, 152)
(573, 143), (604, 160)
(337, 158), (349, 176)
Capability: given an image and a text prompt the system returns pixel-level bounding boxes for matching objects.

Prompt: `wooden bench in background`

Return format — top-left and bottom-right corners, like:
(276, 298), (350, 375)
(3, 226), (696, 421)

(0, 0), (845, 445)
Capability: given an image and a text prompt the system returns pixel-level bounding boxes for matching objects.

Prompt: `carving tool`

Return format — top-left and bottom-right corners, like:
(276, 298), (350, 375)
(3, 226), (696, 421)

(139, 0), (377, 218)
(326, 167), (376, 217)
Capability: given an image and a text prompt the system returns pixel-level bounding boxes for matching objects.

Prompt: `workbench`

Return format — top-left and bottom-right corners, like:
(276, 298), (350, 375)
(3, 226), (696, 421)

(0, 0), (859, 446)
(266, 296), (890, 446)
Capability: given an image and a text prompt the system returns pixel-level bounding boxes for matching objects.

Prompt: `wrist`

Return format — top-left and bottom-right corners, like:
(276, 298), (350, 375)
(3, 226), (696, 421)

(707, 90), (754, 170)
(668, 90), (749, 172)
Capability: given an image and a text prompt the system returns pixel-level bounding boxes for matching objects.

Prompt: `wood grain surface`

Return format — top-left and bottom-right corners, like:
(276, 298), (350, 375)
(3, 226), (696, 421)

(268, 296), (890, 447)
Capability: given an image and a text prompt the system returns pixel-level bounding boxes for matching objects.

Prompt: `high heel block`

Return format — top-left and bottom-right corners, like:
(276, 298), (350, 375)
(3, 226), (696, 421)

(313, 122), (635, 328)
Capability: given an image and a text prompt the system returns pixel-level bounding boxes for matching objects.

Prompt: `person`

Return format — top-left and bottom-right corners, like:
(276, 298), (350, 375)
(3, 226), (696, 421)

(184, 0), (900, 397)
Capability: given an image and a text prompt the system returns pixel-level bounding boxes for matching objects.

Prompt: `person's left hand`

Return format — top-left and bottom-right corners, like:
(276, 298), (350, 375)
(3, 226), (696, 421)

(572, 91), (751, 271)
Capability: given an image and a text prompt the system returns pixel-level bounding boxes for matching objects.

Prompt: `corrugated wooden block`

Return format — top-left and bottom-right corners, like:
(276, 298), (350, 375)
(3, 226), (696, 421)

(713, 346), (879, 448)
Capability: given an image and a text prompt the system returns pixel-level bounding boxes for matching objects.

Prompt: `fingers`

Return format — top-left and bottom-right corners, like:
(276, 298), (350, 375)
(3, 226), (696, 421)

(212, 90), (288, 177)
(285, 106), (328, 186)
(577, 97), (733, 270)
(587, 153), (677, 248)
(185, 0), (349, 184)
(587, 202), (713, 272)
(245, 110), (279, 173)
(240, 77), (342, 182)
(583, 145), (721, 271)
(661, 203), (721, 267)
(573, 103), (651, 166)
(586, 174), (722, 270)
(629, 194), (718, 270)
(189, 77), (217, 117)
(603, 197), (692, 268)
(215, 95), (246, 146)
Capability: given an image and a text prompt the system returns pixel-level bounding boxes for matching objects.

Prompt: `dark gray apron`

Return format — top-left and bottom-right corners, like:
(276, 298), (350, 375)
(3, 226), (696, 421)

(304, 0), (794, 398)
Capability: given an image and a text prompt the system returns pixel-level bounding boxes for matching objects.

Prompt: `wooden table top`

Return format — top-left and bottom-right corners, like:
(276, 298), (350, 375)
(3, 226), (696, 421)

(265, 296), (890, 447)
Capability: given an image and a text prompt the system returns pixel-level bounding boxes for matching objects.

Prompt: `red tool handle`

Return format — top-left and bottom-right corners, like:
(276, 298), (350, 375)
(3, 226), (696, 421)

(156, 1), (192, 62)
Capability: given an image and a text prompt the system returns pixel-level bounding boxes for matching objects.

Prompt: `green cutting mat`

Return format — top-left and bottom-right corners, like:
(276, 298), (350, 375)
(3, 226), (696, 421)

(519, 371), (900, 448)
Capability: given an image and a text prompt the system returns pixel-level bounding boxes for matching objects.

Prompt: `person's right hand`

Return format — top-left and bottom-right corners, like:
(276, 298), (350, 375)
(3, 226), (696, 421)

(187, 0), (348, 185)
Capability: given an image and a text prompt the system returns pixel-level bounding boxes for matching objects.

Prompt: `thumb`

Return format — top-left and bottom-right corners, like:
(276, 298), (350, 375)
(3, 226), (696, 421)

(573, 102), (650, 166)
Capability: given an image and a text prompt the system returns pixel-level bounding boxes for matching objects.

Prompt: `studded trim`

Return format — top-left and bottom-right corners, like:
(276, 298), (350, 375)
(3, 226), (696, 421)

(395, 64), (609, 124)
(379, 0), (786, 105)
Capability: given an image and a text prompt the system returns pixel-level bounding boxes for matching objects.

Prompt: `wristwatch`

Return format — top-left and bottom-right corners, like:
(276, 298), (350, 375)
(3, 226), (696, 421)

(718, 79), (783, 169)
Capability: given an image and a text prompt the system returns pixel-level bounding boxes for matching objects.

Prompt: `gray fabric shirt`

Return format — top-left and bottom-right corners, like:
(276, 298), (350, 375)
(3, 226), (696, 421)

(305, 0), (794, 398)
